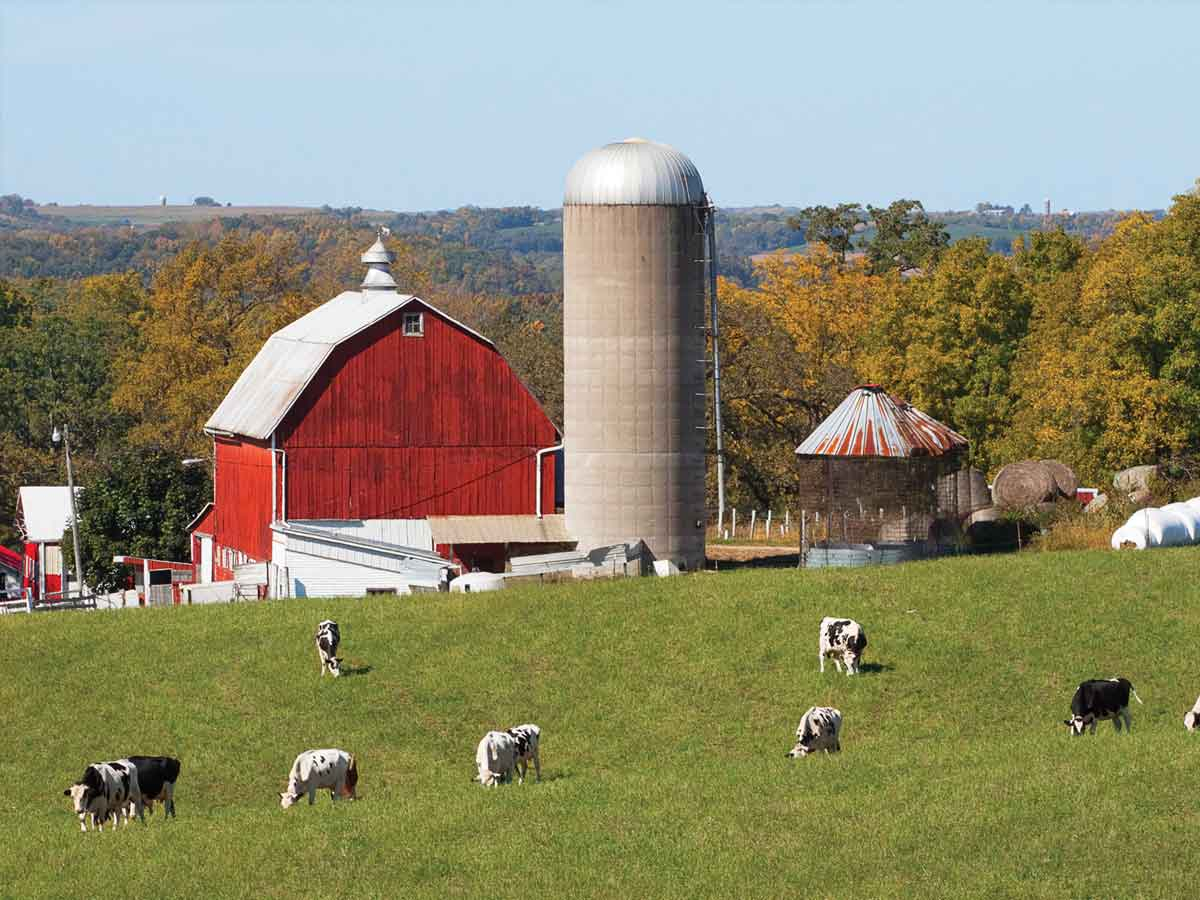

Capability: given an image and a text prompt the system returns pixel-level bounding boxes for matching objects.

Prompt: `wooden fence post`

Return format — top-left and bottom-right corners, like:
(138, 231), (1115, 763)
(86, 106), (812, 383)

(749, 509), (757, 541)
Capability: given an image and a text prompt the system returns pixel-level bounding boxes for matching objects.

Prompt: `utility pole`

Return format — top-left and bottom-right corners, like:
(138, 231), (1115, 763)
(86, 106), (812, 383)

(53, 423), (85, 600)
(704, 196), (727, 535)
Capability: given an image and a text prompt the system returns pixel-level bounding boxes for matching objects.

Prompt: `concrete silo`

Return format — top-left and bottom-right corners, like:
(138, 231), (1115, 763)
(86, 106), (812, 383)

(563, 138), (708, 570)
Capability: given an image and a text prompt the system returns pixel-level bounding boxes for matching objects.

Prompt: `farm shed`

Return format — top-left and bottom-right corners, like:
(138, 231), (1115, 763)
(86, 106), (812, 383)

(794, 385), (968, 566)
(0, 545), (21, 595)
(191, 235), (566, 596)
(16, 485), (80, 601)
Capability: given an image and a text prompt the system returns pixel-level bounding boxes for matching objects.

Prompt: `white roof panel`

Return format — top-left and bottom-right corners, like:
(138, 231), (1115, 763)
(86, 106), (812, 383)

(204, 291), (495, 440)
(18, 486), (78, 542)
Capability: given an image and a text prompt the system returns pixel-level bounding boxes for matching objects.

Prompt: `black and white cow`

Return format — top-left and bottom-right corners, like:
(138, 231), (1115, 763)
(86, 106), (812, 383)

(1064, 678), (1143, 736)
(819, 617), (868, 675)
(506, 724), (542, 784)
(125, 756), (181, 818)
(786, 707), (843, 757)
(1184, 695), (1200, 732)
(279, 749), (358, 808)
(63, 760), (143, 832)
(315, 619), (342, 677)
(474, 730), (517, 787)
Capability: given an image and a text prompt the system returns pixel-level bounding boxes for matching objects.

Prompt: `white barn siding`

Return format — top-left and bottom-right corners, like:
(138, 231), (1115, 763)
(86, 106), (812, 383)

(269, 519), (446, 599)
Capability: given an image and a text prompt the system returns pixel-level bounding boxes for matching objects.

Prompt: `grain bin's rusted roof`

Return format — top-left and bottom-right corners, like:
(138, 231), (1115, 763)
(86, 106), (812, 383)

(795, 385), (968, 458)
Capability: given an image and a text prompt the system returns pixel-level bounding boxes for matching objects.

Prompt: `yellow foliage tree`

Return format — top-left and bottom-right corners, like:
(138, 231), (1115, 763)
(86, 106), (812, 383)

(717, 246), (885, 505)
(112, 233), (318, 455)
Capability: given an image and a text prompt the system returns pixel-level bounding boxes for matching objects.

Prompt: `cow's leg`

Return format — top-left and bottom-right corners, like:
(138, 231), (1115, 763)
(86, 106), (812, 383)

(308, 787), (317, 805)
(1089, 719), (1097, 735)
(833, 657), (842, 673)
(164, 783), (175, 817)
(516, 760), (525, 784)
(844, 653), (856, 675)
(1121, 707), (1132, 732)
(79, 813), (88, 833)
(819, 650), (825, 673)
(134, 795), (144, 824)
(533, 749), (542, 782)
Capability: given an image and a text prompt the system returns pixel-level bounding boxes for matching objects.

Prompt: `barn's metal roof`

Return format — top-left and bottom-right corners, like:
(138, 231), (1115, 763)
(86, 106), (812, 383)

(795, 386), (968, 458)
(17, 486), (78, 542)
(204, 292), (495, 441)
(564, 138), (705, 206)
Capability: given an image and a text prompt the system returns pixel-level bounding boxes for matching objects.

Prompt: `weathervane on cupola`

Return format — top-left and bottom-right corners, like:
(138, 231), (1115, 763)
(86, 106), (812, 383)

(361, 226), (397, 291)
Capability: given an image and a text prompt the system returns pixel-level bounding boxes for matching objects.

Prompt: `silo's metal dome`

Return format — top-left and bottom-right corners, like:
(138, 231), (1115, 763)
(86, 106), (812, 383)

(564, 138), (705, 206)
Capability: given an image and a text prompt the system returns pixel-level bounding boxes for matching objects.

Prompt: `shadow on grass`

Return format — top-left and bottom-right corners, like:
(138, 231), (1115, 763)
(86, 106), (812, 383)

(341, 664), (373, 677)
(857, 662), (893, 675)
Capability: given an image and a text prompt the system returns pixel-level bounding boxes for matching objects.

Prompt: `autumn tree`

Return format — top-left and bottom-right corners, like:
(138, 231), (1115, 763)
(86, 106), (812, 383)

(112, 233), (318, 456)
(716, 247), (886, 506)
(1000, 197), (1200, 481)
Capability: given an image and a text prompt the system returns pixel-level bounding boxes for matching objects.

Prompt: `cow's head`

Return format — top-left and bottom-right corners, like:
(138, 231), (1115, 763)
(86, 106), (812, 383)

(279, 790), (299, 809)
(328, 657), (342, 677)
(63, 783), (90, 813)
(1063, 715), (1090, 736)
(787, 729), (815, 758)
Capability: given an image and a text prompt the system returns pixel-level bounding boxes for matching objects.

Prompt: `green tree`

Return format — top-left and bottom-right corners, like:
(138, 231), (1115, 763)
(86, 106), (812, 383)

(864, 199), (950, 274)
(786, 203), (864, 262)
(861, 238), (1030, 471)
(74, 446), (211, 593)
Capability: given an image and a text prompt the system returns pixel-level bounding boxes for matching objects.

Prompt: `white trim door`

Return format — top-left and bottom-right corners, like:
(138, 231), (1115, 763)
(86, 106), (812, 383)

(199, 535), (213, 584)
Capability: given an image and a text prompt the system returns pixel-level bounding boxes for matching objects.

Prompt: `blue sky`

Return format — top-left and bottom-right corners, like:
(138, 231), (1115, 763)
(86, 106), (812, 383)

(3, 0), (1197, 212)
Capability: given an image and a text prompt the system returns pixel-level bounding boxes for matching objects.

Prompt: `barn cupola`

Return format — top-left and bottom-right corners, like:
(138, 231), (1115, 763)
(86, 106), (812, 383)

(360, 230), (397, 292)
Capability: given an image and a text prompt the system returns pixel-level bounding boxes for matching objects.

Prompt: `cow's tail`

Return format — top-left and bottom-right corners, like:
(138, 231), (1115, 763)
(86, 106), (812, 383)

(1131, 685), (1144, 705)
(488, 736), (498, 764)
(345, 755), (358, 795)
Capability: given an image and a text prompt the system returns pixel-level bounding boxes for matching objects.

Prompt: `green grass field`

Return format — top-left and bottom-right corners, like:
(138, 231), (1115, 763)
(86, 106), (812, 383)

(2, 549), (1198, 898)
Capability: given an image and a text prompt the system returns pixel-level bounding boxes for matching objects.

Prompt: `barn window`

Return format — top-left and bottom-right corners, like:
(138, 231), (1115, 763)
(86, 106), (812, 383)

(366, 587), (397, 596)
(403, 313), (424, 336)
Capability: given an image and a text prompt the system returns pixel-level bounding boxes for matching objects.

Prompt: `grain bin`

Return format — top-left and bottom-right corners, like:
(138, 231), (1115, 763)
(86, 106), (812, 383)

(794, 386), (969, 565)
(563, 138), (708, 570)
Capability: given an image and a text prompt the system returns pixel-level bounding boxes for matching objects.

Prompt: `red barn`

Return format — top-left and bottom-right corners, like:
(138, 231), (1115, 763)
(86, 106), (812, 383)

(191, 236), (566, 595)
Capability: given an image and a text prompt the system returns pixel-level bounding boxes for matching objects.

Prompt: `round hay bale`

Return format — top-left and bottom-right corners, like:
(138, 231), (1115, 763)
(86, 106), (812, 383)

(1113, 465), (1156, 495)
(1039, 459), (1078, 499)
(993, 461), (1056, 509)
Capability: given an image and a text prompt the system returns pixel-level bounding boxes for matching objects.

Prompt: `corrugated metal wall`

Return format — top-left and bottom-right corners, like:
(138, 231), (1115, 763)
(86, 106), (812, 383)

(213, 437), (275, 562)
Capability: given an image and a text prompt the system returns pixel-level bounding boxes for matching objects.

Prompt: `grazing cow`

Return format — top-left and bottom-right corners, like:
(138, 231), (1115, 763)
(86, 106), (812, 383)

(63, 760), (143, 832)
(315, 620), (342, 677)
(506, 724), (542, 783)
(819, 617), (868, 675)
(1184, 696), (1200, 732)
(474, 730), (517, 787)
(787, 707), (843, 757)
(1064, 678), (1144, 736)
(124, 756), (181, 819)
(279, 749), (358, 808)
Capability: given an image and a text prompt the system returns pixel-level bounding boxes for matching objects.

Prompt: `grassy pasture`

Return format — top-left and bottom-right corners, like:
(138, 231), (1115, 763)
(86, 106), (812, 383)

(2, 549), (1199, 898)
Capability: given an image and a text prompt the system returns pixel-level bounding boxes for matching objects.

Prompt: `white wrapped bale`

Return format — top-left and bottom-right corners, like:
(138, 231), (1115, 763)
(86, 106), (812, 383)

(1111, 499), (1200, 549)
